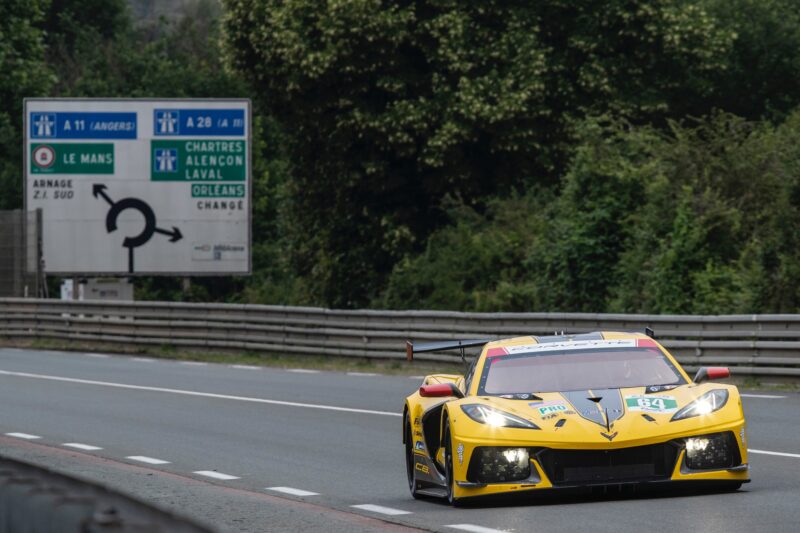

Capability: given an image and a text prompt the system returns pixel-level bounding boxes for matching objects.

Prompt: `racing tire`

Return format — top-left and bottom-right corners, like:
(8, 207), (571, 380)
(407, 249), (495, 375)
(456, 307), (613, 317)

(443, 419), (462, 506)
(404, 412), (422, 499)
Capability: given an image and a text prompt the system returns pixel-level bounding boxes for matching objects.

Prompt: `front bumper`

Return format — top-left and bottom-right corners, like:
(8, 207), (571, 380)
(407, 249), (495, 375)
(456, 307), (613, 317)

(451, 423), (750, 499)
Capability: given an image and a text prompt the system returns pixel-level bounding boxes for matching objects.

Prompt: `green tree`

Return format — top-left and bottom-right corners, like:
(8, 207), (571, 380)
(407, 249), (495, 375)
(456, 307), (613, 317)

(382, 191), (554, 311)
(702, 0), (800, 121)
(222, 0), (734, 307)
(383, 112), (800, 314)
(0, 0), (54, 209)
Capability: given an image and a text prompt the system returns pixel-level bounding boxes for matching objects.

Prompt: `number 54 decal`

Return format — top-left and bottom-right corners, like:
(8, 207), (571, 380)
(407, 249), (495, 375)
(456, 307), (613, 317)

(624, 395), (678, 413)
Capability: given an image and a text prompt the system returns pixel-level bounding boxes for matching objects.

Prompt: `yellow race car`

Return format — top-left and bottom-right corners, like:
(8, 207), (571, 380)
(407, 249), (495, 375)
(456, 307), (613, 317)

(402, 331), (749, 504)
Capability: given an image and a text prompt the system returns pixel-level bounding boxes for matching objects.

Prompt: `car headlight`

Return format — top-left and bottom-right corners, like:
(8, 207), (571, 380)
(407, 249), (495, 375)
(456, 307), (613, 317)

(461, 404), (540, 429)
(671, 390), (729, 421)
(684, 432), (739, 469)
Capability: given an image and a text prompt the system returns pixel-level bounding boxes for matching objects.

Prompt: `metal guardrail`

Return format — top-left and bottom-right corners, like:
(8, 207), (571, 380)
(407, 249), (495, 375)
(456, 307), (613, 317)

(1, 298), (800, 377)
(0, 452), (212, 532)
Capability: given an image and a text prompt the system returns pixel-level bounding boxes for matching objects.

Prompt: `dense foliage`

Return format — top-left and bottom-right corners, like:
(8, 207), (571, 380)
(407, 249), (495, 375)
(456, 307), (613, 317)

(0, 1), (53, 210)
(5, 1), (800, 313)
(384, 114), (800, 314)
(222, 0), (739, 306)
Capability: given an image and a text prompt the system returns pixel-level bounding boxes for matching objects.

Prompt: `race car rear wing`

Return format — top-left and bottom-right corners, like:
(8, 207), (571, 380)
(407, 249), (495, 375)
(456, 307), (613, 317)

(405, 339), (492, 362)
(405, 328), (655, 362)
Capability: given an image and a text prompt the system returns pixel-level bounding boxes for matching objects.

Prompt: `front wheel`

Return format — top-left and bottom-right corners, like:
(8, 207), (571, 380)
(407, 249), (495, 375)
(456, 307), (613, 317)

(404, 412), (421, 499)
(443, 418), (461, 506)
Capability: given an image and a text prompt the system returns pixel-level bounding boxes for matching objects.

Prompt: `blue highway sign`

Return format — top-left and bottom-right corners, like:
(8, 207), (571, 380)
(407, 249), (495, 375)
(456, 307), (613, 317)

(30, 112), (137, 139)
(153, 109), (245, 136)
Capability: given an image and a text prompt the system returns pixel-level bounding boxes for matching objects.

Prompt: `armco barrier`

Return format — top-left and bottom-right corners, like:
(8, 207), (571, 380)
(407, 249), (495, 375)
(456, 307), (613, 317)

(0, 453), (212, 532)
(1, 298), (799, 377)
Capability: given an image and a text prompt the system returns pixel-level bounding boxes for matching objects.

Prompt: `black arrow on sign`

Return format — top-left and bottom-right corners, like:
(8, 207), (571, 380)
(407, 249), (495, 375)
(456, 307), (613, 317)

(93, 184), (183, 273)
(93, 184), (113, 206)
(154, 226), (183, 242)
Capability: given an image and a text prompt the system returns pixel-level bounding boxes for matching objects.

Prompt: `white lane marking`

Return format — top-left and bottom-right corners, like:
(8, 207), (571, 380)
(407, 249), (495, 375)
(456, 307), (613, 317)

(350, 504), (411, 516)
(286, 368), (320, 374)
(132, 357), (155, 362)
(741, 393), (786, 399)
(194, 471), (239, 480)
(347, 372), (377, 377)
(0, 369), (401, 417)
(179, 361), (208, 366)
(749, 448), (800, 458)
(126, 456), (170, 465)
(5, 432), (41, 440)
(230, 365), (260, 370)
(265, 487), (319, 497)
(63, 443), (102, 451)
(446, 525), (510, 533)
(84, 353), (109, 358)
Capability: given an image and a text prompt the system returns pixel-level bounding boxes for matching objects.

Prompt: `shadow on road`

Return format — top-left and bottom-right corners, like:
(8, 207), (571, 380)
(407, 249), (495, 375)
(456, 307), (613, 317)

(417, 482), (748, 509)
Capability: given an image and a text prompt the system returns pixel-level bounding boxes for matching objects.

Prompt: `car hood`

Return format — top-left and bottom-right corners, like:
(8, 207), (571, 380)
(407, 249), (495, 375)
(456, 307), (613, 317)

(457, 383), (741, 447)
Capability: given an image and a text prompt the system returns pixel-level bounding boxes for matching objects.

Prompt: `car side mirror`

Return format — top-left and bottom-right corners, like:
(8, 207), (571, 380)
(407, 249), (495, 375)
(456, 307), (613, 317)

(419, 383), (464, 398)
(693, 366), (730, 383)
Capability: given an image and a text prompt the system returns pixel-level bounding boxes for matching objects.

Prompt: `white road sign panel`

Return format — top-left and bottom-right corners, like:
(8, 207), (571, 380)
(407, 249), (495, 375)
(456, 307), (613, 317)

(24, 99), (251, 275)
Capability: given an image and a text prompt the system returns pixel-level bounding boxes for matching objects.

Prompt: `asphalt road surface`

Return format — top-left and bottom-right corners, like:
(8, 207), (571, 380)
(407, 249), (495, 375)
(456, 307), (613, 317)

(1, 347), (799, 533)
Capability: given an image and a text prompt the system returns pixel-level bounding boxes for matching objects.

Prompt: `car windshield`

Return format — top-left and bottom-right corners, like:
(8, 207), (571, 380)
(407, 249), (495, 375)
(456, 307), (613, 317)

(478, 346), (685, 394)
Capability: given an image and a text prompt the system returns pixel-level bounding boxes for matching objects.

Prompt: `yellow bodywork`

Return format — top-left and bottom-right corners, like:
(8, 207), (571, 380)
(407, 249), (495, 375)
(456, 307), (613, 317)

(403, 332), (749, 501)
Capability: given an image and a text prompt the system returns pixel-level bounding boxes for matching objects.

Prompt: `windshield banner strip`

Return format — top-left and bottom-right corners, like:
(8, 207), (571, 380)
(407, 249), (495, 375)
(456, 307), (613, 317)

(504, 339), (637, 355)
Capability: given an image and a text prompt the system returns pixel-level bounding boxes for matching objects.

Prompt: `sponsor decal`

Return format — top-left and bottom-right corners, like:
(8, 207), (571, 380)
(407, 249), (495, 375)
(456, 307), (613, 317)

(415, 441), (425, 451)
(415, 462), (430, 475)
(413, 417), (421, 426)
(624, 395), (678, 413)
(530, 401), (569, 417)
(414, 430), (423, 437)
(740, 427), (746, 445)
(645, 384), (678, 394)
(457, 443), (464, 465)
(600, 432), (618, 441)
(506, 339), (637, 355)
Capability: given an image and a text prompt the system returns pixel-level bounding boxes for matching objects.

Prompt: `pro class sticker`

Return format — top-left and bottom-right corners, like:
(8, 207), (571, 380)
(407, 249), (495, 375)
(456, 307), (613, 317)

(624, 395), (678, 413)
(530, 401), (570, 416)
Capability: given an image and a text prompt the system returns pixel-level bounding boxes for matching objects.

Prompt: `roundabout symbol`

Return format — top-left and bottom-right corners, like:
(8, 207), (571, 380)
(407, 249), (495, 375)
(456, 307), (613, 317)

(93, 184), (182, 273)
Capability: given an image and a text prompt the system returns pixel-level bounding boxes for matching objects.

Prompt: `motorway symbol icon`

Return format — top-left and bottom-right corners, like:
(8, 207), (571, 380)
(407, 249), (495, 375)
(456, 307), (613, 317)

(155, 110), (178, 135)
(154, 148), (178, 172)
(32, 113), (56, 138)
(93, 184), (182, 273)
